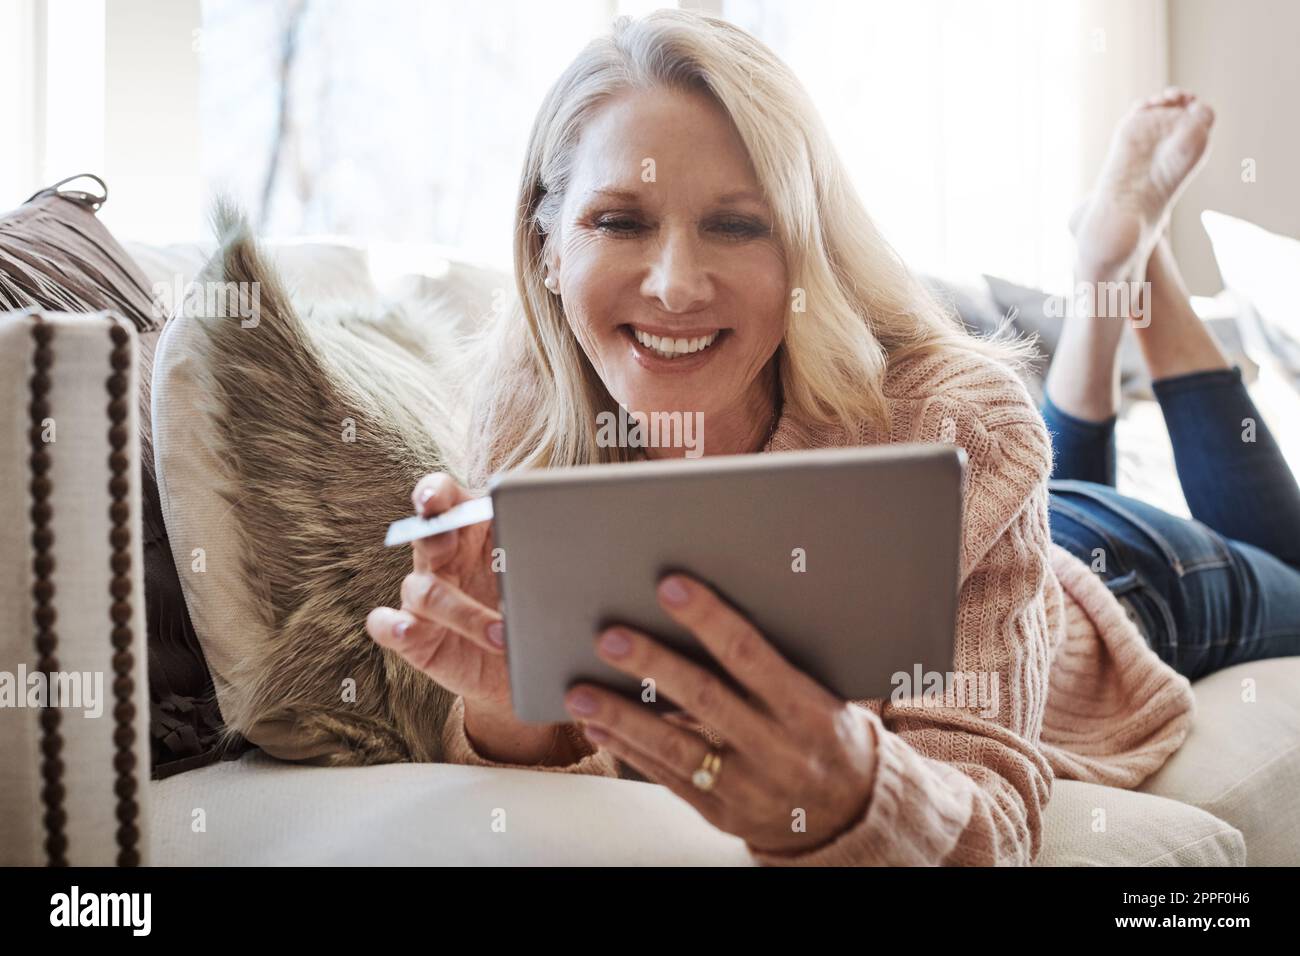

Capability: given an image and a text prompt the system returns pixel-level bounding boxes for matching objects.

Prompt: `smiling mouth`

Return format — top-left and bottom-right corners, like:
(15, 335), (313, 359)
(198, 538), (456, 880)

(626, 325), (723, 360)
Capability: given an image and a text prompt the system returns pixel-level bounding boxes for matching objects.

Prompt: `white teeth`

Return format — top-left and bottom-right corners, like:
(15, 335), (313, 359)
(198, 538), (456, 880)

(632, 328), (720, 359)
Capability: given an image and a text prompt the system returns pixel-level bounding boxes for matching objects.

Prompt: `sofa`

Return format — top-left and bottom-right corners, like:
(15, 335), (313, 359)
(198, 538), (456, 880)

(3, 190), (1299, 867)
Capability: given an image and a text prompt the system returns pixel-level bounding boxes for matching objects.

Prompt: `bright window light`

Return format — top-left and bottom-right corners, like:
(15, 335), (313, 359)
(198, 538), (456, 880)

(43, 0), (106, 186)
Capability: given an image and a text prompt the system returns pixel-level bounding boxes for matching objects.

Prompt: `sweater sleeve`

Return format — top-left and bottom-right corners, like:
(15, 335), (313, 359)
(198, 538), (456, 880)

(751, 397), (1060, 866)
(439, 694), (621, 777)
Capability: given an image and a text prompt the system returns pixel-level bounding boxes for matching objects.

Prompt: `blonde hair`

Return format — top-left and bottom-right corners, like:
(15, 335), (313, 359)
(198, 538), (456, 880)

(455, 9), (1024, 490)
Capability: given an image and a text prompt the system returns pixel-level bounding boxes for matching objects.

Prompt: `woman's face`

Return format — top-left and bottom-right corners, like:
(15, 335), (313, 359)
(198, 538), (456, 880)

(547, 86), (788, 454)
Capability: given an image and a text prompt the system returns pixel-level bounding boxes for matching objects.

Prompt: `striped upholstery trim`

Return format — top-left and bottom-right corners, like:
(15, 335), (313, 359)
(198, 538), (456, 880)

(28, 314), (67, 867)
(106, 317), (141, 867)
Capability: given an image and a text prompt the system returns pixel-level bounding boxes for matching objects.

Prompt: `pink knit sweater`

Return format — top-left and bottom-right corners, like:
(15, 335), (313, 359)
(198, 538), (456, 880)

(440, 348), (1196, 865)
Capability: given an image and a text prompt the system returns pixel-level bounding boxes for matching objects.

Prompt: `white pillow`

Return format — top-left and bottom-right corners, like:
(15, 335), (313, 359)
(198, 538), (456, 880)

(125, 238), (382, 322)
(1201, 210), (1300, 472)
(1201, 210), (1300, 369)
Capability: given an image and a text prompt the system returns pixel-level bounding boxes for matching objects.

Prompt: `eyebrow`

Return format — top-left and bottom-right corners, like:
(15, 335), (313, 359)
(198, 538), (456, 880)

(715, 189), (767, 206)
(586, 186), (768, 207)
(588, 188), (640, 203)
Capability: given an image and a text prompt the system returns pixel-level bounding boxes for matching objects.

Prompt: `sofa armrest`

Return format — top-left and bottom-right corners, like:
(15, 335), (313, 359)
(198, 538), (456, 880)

(0, 309), (151, 866)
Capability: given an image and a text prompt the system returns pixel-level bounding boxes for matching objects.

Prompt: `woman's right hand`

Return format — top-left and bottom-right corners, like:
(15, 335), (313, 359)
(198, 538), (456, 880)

(365, 473), (561, 763)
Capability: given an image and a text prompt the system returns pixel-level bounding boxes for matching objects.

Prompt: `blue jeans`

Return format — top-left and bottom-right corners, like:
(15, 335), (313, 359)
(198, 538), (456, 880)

(1042, 367), (1300, 681)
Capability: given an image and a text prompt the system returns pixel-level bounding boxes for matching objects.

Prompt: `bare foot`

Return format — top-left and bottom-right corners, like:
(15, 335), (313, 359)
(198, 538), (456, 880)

(1046, 89), (1214, 422)
(1072, 88), (1215, 280)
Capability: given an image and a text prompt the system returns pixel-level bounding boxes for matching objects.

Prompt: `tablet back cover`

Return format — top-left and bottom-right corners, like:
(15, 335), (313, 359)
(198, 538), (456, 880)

(491, 443), (963, 723)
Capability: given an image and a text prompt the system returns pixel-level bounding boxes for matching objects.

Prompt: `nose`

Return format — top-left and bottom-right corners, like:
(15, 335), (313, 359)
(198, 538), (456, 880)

(640, 227), (712, 314)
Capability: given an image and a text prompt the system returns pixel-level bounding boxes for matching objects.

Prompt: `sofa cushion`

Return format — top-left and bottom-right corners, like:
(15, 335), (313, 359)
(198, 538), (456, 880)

(147, 750), (1243, 866)
(150, 750), (755, 865)
(1036, 780), (1243, 866)
(151, 199), (469, 765)
(1139, 656), (1300, 865)
(125, 237), (382, 314)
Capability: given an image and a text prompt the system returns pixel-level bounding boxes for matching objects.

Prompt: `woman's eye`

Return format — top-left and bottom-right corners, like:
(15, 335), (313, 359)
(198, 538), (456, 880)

(595, 216), (646, 236)
(709, 217), (769, 239)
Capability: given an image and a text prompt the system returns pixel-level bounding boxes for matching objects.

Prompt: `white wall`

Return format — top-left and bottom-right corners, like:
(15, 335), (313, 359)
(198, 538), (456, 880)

(1168, 0), (1300, 294)
(0, 1), (41, 206)
(2, 0), (202, 241)
(102, 0), (202, 243)
(1076, 0), (1169, 200)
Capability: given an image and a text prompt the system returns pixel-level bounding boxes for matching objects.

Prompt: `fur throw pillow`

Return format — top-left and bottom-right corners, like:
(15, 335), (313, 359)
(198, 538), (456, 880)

(177, 199), (471, 764)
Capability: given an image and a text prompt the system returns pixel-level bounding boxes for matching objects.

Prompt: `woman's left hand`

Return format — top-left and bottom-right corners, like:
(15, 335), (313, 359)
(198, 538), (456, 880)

(564, 573), (878, 856)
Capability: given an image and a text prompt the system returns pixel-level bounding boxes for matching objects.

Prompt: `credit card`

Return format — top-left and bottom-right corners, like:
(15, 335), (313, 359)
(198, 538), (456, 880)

(383, 496), (494, 547)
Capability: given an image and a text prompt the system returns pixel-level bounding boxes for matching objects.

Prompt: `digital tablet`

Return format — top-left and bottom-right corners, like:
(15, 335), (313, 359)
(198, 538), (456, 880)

(488, 443), (965, 723)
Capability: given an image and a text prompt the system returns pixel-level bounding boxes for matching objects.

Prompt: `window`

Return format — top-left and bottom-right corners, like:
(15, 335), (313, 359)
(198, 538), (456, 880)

(2, 0), (106, 207)
(197, 0), (1108, 288)
(725, 0), (1088, 292)
(12, 0), (1160, 292)
(198, 0), (618, 267)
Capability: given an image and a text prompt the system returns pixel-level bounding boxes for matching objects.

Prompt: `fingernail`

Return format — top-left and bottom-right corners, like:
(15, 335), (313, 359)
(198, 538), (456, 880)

(584, 725), (610, 744)
(659, 576), (690, 606)
(486, 621), (505, 648)
(598, 628), (632, 658)
(567, 690), (597, 716)
(393, 617), (410, 641)
(416, 487), (433, 511)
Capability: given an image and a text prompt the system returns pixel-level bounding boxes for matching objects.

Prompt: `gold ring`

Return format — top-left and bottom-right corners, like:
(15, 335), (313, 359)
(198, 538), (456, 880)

(691, 750), (723, 792)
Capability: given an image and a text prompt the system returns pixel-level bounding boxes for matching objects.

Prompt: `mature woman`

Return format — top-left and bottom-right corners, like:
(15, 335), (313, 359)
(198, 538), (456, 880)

(366, 11), (1300, 865)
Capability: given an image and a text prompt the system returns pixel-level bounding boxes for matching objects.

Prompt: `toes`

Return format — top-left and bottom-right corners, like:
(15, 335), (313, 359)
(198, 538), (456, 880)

(1188, 98), (1215, 128)
(1174, 100), (1215, 153)
(1154, 101), (1214, 188)
(1145, 87), (1194, 109)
